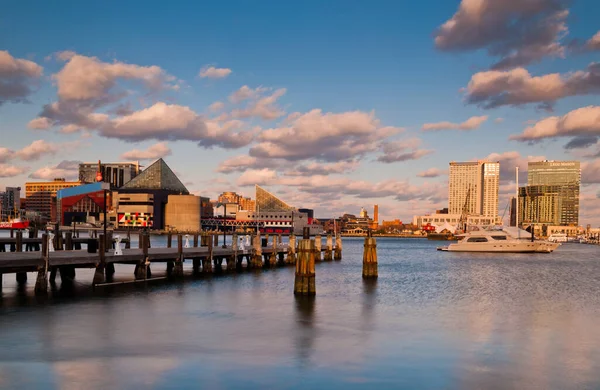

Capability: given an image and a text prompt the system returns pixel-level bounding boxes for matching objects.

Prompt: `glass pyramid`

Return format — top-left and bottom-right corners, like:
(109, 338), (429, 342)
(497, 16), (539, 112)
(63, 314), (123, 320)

(121, 158), (189, 193)
(256, 185), (294, 211)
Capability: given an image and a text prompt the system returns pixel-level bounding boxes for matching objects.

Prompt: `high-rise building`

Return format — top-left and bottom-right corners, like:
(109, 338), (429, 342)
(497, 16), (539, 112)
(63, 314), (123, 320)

(519, 160), (580, 226)
(25, 179), (81, 222)
(0, 187), (21, 221)
(448, 161), (499, 218)
(79, 161), (140, 188)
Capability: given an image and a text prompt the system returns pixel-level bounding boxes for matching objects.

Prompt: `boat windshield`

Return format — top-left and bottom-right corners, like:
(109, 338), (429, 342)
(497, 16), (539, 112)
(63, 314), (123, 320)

(491, 236), (507, 240)
(467, 237), (488, 243)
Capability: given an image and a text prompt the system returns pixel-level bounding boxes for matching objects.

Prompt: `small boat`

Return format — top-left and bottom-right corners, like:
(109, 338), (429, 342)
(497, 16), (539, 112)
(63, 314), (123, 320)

(0, 218), (30, 230)
(437, 226), (560, 253)
(548, 233), (568, 243)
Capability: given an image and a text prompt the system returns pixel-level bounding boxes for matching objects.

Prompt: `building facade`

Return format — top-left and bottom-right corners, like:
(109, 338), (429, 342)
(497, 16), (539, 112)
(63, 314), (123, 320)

(217, 191), (256, 211)
(79, 161), (140, 188)
(56, 182), (111, 226)
(448, 161), (499, 218)
(25, 179), (80, 222)
(519, 160), (580, 226)
(0, 187), (21, 221)
(165, 195), (202, 231)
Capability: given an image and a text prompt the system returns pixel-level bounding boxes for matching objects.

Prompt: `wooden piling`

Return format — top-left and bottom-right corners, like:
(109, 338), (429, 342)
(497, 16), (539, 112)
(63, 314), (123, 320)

(135, 234), (149, 280)
(294, 228), (316, 295)
(286, 233), (297, 264)
(314, 234), (322, 261)
(65, 232), (73, 251)
(268, 235), (277, 267)
(15, 231), (27, 283)
(334, 235), (342, 261)
(228, 233), (238, 271)
(362, 233), (378, 279)
(214, 233), (219, 247)
(34, 233), (49, 296)
(193, 233), (198, 248)
(167, 233), (172, 248)
(250, 233), (263, 269)
(324, 234), (333, 261)
(203, 233), (214, 273)
(93, 235), (106, 285)
(173, 234), (184, 277)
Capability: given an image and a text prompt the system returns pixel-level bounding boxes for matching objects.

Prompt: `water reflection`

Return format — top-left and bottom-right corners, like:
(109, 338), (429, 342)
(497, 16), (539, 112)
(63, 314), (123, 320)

(293, 296), (316, 369)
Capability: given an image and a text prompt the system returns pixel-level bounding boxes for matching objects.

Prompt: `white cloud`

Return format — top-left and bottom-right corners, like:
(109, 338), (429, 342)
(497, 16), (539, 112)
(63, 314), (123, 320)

(209, 101), (225, 112)
(0, 164), (27, 177)
(377, 137), (433, 163)
(582, 159), (600, 184)
(510, 106), (600, 142)
(199, 66), (232, 79)
(229, 85), (268, 103)
(284, 160), (360, 176)
(464, 63), (600, 110)
(0, 50), (43, 105)
(587, 31), (600, 51)
(29, 160), (81, 181)
(120, 142), (172, 161)
(99, 102), (255, 148)
(231, 88), (287, 120)
(435, 0), (568, 69)
(422, 115), (488, 131)
(14, 140), (62, 161)
(0, 147), (14, 163)
(417, 168), (446, 178)
(250, 109), (402, 162)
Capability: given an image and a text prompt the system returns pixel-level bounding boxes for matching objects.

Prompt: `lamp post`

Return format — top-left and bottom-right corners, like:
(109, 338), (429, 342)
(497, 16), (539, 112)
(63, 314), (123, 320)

(103, 189), (107, 251)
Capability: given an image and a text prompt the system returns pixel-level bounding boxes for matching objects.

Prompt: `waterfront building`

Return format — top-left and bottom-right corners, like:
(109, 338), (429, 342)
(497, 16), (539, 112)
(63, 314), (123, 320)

(519, 160), (580, 226)
(56, 182), (111, 226)
(79, 161), (140, 188)
(116, 158), (188, 229)
(448, 161), (499, 218)
(217, 191), (256, 211)
(25, 179), (81, 222)
(412, 214), (498, 230)
(342, 209), (374, 234)
(233, 186), (320, 234)
(0, 187), (21, 221)
(165, 195), (203, 231)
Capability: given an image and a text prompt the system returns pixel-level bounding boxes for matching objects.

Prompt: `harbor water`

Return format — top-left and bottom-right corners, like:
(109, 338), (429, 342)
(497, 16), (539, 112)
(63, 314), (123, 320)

(1, 237), (600, 389)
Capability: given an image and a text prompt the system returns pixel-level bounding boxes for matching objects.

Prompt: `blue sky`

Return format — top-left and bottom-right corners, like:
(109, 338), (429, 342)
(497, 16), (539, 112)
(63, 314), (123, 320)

(1, 0), (599, 224)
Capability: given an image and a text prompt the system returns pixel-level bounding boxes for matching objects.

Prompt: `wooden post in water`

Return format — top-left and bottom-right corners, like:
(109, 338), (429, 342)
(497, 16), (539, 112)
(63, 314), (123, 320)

(193, 233), (199, 248)
(167, 233), (172, 248)
(34, 233), (49, 296)
(65, 232), (73, 250)
(138, 232), (143, 249)
(334, 235), (342, 261)
(362, 231), (378, 278)
(286, 233), (297, 264)
(15, 231), (27, 283)
(93, 234), (106, 285)
(314, 234), (322, 261)
(213, 233), (219, 247)
(135, 234), (149, 280)
(324, 234), (333, 261)
(173, 234), (184, 277)
(250, 233), (263, 269)
(203, 233), (213, 273)
(294, 228), (316, 295)
(268, 235), (277, 267)
(228, 233), (238, 271)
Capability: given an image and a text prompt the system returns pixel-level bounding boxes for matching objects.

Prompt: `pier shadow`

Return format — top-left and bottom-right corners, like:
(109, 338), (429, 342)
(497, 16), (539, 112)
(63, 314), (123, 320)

(293, 296), (316, 370)
(361, 279), (378, 331)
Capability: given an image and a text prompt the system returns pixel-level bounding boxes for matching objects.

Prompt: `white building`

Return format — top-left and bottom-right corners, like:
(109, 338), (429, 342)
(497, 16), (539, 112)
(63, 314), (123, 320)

(449, 160), (499, 218)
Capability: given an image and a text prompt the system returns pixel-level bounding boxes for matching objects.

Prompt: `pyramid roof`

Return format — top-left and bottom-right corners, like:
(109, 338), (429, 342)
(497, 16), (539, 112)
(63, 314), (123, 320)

(121, 159), (188, 193)
(255, 185), (294, 211)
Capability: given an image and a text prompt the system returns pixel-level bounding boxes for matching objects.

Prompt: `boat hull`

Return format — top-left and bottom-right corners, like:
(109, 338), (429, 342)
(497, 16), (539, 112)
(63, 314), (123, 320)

(440, 240), (559, 253)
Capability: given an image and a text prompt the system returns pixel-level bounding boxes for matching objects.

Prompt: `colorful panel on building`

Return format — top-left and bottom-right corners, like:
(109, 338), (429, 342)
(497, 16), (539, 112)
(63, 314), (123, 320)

(118, 212), (153, 227)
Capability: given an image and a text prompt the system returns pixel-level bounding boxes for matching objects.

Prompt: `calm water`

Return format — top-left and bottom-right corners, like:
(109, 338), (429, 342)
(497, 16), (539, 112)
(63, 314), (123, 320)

(1, 237), (600, 389)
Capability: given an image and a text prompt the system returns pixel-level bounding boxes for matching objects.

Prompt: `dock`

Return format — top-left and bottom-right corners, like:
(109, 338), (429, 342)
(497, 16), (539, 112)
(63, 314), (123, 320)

(0, 231), (341, 296)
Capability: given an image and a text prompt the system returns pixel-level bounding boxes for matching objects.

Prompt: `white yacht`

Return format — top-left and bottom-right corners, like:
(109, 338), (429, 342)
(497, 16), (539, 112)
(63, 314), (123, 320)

(437, 226), (560, 253)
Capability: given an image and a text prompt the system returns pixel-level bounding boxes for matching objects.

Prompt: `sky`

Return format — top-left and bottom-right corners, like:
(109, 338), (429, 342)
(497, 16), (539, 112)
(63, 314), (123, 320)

(1, 0), (599, 225)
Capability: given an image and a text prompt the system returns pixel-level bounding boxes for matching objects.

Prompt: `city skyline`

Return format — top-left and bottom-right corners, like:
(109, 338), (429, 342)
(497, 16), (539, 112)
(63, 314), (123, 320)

(1, 1), (600, 225)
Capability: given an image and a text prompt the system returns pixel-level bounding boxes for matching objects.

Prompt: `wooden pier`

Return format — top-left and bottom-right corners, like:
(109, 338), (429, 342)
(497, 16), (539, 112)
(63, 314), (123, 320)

(0, 231), (341, 296)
